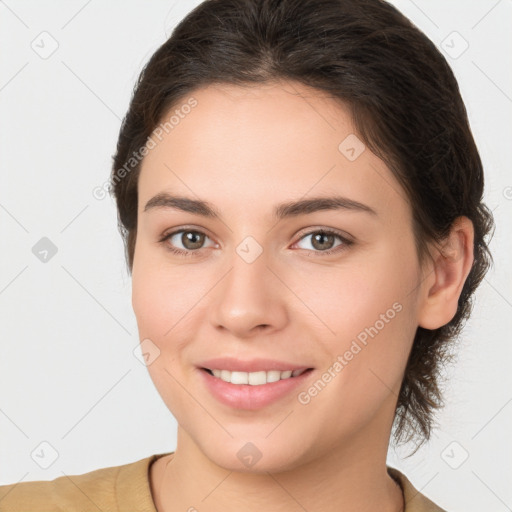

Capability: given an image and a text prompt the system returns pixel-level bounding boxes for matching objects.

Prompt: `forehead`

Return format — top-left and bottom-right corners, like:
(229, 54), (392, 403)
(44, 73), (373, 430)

(138, 81), (410, 222)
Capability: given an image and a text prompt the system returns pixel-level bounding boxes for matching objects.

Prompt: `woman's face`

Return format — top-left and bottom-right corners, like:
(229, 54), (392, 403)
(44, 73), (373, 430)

(132, 80), (429, 471)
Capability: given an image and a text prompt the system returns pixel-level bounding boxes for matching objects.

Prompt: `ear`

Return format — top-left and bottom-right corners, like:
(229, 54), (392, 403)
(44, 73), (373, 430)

(417, 216), (475, 330)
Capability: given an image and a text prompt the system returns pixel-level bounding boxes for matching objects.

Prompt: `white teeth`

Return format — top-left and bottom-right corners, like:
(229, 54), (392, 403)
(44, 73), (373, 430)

(248, 371), (267, 385)
(230, 371), (249, 385)
(266, 370), (281, 383)
(208, 368), (308, 385)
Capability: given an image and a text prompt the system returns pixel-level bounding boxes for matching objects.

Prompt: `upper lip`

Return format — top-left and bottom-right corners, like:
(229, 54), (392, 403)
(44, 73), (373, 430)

(198, 357), (313, 373)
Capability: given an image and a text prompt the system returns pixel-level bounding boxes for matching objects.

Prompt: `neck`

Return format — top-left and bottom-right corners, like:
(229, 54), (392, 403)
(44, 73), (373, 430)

(152, 425), (404, 512)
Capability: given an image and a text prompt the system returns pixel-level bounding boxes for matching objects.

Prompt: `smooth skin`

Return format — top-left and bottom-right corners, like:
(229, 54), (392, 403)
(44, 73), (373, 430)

(131, 80), (474, 512)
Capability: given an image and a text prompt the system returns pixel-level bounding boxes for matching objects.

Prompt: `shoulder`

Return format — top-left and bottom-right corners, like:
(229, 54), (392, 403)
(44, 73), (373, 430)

(387, 466), (448, 512)
(0, 453), (168, 512)
(0, 463), (122, 512)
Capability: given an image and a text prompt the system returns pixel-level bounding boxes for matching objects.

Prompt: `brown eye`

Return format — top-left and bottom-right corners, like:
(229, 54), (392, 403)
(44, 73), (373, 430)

(310, 232), (336, 251)
(296, 230), (345, 253)
(160, 229), (217, 256)
(179, 231), (205, 250)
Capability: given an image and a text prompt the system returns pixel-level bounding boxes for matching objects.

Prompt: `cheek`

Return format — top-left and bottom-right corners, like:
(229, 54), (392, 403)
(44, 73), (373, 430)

(131, 267), (169, 340)
(290, 270), (418, 442)
(293, 247), (419, 343)
(294, 245), (420, 392)
(131, 242), (204, 340)
(131, 250), (202, 418)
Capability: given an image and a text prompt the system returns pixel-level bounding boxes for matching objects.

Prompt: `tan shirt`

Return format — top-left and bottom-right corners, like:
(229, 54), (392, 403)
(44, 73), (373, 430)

(0, 452), (447, 511)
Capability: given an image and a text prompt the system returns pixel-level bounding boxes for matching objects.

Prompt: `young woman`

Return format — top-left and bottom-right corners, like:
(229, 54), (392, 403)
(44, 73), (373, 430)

(0, 0), (494, 511)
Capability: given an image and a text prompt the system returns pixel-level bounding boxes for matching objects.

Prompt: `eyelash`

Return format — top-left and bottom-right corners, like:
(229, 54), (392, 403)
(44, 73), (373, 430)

(158, 227), (353, 258)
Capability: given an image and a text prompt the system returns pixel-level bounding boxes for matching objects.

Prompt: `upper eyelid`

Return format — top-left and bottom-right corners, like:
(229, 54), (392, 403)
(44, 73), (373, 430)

(294, 226), (352, 241)
(161, 225), (214, 240)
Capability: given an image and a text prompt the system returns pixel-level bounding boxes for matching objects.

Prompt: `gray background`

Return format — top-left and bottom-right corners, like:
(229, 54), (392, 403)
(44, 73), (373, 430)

(1, 1), (511, 510)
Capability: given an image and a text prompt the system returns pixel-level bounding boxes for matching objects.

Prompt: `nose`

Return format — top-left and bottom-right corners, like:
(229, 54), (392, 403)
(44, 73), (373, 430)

(209, 249), (288, 339)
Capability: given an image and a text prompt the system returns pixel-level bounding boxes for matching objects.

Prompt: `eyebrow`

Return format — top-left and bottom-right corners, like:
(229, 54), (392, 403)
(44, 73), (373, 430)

(143, 193), (377, 220)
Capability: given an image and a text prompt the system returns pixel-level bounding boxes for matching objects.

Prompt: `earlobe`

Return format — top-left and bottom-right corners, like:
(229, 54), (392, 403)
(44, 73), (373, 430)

(418, 216), (475, 330)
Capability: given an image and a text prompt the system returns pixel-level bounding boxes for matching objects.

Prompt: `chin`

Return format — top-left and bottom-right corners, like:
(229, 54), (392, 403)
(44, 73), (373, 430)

(197, 437), (307, 474)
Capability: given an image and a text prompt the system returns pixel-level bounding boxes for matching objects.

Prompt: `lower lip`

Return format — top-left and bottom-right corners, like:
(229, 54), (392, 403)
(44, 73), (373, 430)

(199, 368), (314, 410)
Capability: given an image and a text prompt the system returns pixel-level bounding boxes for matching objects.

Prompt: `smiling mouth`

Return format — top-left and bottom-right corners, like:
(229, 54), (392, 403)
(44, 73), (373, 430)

(201, 367), (313, 386)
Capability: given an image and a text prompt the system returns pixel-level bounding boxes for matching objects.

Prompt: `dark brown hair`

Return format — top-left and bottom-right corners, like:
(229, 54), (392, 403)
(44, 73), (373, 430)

(111, 0), (494, 452)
